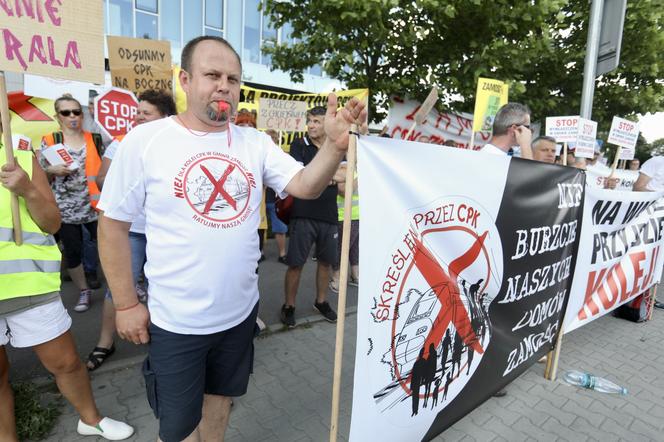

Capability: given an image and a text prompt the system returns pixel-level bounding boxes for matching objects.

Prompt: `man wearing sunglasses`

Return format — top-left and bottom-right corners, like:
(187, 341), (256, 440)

(480, 103), (533, 160)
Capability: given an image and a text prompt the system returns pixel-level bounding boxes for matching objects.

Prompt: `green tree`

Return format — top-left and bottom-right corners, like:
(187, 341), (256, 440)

(262, 0), (664, 127)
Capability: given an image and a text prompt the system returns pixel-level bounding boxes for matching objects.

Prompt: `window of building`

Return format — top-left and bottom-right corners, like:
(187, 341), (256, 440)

(108, 0), (133, 37)
(183, 1), (203, 45)
(243, 0), (261, 64)
(136, 11), (158, 39)
(135, 0), (157, 13)
(160, 0), (181, 52)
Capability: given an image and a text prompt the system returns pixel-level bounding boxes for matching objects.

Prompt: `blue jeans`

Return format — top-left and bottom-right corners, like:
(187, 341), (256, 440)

(105, 232), (147, 300)
(82, 225), (98, 273)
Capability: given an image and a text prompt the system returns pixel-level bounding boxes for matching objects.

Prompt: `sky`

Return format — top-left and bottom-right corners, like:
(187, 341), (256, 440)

(638, 112), (664, 143)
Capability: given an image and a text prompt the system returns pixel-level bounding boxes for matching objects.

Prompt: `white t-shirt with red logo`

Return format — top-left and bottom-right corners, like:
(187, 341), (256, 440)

(98, 117), (303, 334)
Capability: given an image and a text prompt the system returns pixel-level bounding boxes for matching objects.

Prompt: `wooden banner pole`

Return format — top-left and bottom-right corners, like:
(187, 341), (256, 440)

(329, 124), (358, 442)
(0, 71), (23, 245)
(609, 146), (622, 178)
(469, 131), (475, 150)
(647, 286), (657, 322)
(405, 121), (417, 141)
(546, 327), (565, 381)
(562, 142), (568, 166)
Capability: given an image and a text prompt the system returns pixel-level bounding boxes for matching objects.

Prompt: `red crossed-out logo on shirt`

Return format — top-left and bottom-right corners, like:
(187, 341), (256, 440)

(181, 154), (254, 223)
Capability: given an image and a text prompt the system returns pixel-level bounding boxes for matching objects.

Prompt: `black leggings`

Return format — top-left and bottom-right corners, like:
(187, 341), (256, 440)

(57, 221), (98, 269)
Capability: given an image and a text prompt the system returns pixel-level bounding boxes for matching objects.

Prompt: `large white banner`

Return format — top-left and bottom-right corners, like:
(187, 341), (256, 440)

(386, 98), (489, 150)
(352, 136), (584, 441)
(563, 187), (664, 333)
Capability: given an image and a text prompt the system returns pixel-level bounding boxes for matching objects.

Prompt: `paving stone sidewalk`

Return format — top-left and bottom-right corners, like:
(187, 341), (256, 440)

(42, 308), (664, 441)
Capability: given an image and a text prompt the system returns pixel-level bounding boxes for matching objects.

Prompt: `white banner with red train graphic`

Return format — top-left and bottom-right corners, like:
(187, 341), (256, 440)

(562, 187), (664, 333)
(351, 136), (584, 441)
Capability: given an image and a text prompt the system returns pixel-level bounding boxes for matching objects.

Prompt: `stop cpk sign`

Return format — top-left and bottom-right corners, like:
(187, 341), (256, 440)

(94, 87), (138, 139)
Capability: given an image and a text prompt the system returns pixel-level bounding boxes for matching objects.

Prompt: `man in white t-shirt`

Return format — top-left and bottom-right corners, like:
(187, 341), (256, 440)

(634, 156), (664, 192)
(97, 36), (366, 442)
(479, 103), (533, 159)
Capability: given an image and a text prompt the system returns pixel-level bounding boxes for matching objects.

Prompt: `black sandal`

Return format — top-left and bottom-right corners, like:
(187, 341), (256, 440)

(86, 345), (115, 371)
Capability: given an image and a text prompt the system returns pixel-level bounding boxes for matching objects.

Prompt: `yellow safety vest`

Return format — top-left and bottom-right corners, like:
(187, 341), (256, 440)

(0, 148), (61, 300)
(337, 192), (360, 222)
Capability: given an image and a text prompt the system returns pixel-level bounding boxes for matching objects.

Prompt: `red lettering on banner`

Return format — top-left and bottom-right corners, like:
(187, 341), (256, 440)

(578, 268), (607, 320)
(405, 105), (420, 121)
(599, 263), (620, 309)
(630, 251), (646, 293)
(643, 246), (659, 289)
(435, 113), (451, 131)
(46, 36), (62, 66)
(615, 264), (630, 302)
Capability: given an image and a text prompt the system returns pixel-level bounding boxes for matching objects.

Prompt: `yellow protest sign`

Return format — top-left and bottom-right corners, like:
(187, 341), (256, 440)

(108, 36), (173, 94)
(0, 0), (104, 84)
(472, 78), (508, 132)
(8, 91), (59, 148)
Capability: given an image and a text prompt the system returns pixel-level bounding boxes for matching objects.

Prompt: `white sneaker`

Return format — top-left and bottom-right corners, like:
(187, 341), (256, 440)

(77, 417), (134, 440)
(74, 290), (92, 312)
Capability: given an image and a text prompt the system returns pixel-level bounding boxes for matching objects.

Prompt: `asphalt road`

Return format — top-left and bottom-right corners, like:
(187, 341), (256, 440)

(6, 238), (359, 381)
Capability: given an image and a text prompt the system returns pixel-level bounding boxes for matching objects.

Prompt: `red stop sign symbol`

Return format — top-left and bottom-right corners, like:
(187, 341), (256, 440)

(94, 87), (139, 139)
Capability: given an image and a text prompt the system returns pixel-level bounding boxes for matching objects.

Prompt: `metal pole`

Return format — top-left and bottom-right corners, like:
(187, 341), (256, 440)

(580, 0), (605, 119)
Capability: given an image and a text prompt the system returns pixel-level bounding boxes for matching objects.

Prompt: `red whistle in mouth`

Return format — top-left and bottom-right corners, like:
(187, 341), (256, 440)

(217, 101), (229, 113)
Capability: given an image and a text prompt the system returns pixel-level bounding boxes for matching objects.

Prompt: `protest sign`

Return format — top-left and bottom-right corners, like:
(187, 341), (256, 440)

(94, 88), (138, 139)
(0, 0), (104, 84)
(40, 143), (80, 170)
(256, 98), (307, 131)
(7, 92), (59, 147)
(574, 118), (598, 158)
(563, 188), (664, 333)
(107, 36), (172, 94)
(607, 116), (639, 161)
(472, 78), (508, 132)
(24, 74), (104, 104)
(387, 97), (488, 150)
(586, 163), (639, 191)
(545, 116), (580, 143)
(351, 138), (583, 440)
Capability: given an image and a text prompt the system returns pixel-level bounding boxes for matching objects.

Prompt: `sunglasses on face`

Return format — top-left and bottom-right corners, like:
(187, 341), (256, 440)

(58, 109), (82, 117)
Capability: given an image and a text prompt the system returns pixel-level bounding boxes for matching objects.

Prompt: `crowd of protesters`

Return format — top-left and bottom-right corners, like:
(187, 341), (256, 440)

(1, 34), (655, 442)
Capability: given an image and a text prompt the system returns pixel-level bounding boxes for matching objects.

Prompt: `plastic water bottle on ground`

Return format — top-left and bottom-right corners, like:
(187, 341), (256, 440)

(563, 370), (627, 395)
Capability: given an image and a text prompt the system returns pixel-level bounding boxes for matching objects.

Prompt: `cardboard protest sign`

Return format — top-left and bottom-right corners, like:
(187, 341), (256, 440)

(607, 116), (640, 160)
(107, 36), (172, 94)
(545, 116), (580, 143)
(574, 118), (598, 158)
(351, 137), (583, 440)
(472, 78), (508, 132)
(0, 0), (104, 83)
(563, 188), (664, 333)
(257, 98), (307, 131)
(387, 98), (488, 149)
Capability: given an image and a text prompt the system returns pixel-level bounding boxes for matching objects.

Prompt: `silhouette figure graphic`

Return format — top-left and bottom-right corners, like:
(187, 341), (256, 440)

(410, 348), (426, 416)
(432, 377), (442, 408)
(423, 343), (438, 408)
